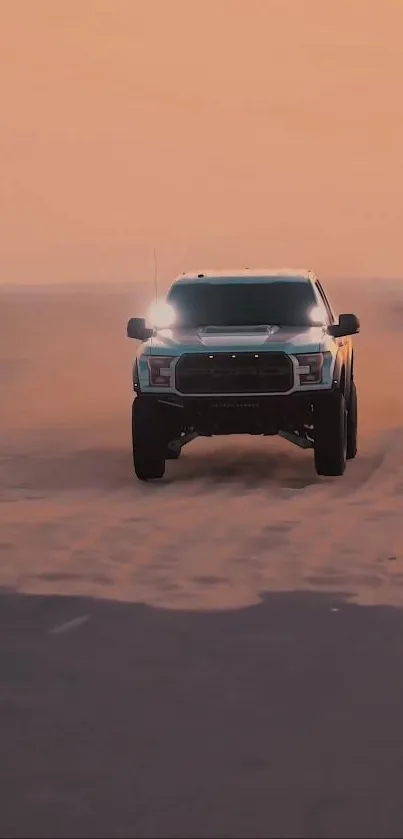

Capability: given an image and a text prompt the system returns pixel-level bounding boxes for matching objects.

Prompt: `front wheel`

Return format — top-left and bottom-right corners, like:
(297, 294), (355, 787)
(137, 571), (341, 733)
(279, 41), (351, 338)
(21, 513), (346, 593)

(132, 398), (166, 481)
(314, 390), (347, 477)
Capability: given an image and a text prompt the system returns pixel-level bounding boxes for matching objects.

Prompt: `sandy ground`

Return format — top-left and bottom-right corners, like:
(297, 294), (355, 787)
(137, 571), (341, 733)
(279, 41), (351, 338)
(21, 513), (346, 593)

(1, 279), (403, 610)
(2, 279), (403, 838)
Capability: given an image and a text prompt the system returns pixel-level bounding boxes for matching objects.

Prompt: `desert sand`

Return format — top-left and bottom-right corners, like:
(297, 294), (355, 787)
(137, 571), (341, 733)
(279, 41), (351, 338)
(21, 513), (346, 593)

(1, 278), (403, 611)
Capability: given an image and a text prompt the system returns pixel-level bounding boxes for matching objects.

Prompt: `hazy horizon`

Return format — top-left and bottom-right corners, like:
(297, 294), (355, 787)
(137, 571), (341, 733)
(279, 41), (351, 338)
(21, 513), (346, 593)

(2, 0), (403, 286)
(1, 274), (402, 290)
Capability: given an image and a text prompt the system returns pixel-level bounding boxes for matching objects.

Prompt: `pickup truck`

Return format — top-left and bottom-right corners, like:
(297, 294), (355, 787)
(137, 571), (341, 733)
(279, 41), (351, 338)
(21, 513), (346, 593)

(127, 268), (359, 481)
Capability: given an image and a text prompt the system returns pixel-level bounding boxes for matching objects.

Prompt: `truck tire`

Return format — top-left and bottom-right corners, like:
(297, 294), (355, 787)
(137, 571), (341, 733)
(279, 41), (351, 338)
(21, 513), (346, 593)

(346, 380), (358, 460)
(314, 390), (347, 477)
(132, 398), (166, 481)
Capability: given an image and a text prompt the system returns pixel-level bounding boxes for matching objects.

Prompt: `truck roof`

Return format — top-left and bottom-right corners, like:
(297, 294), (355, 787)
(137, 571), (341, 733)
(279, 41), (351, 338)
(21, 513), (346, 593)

(173, 268), (315, 285)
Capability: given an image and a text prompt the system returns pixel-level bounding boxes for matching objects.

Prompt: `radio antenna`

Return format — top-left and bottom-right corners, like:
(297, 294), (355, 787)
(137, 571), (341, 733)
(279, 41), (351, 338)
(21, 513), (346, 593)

(153, 247), (158, 303)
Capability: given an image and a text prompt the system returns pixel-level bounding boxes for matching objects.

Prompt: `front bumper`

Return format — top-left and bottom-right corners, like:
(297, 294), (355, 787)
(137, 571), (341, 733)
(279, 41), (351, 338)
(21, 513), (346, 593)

(135, 389), (336, 436)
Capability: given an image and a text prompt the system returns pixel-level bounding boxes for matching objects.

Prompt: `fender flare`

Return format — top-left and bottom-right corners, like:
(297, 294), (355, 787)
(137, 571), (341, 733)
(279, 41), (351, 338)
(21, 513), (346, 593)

(133, 361), (140, 392)
(332, 348), (352, 401)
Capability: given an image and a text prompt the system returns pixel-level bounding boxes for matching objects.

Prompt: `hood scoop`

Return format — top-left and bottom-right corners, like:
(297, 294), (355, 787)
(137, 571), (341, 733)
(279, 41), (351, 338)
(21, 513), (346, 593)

(200, 325), (279, 335)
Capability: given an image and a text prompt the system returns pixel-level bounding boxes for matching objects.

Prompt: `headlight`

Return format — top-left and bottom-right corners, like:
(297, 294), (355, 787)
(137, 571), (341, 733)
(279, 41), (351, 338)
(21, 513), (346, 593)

(148, 355), (175, 387)
(146, 300), (176, 329)
(295, 353), (328, 385)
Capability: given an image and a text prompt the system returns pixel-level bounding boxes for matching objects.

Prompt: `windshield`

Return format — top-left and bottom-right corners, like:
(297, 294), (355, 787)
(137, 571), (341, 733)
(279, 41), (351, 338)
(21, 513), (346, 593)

(166, 281), (321, 328)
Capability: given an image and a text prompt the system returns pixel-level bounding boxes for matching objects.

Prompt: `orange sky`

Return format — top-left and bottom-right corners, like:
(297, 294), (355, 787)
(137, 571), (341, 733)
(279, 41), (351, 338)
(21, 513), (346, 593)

(1, 0), (403, 285)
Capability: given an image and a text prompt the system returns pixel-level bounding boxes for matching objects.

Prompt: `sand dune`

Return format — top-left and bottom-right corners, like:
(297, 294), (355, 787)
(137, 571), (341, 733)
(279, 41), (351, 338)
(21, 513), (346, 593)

(1, 279), (403, 611)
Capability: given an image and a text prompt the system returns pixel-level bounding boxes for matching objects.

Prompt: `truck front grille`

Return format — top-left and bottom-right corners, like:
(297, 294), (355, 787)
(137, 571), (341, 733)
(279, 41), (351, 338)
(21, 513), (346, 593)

(175, 352), (293, 394)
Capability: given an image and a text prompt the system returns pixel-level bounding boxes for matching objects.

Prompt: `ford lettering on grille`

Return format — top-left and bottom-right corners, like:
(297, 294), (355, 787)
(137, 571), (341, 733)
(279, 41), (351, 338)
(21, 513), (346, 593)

(175, 353), (293, 394)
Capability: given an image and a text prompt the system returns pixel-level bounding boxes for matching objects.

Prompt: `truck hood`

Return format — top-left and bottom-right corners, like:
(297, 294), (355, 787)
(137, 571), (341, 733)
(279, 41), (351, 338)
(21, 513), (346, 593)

(146, 324), (328, 354)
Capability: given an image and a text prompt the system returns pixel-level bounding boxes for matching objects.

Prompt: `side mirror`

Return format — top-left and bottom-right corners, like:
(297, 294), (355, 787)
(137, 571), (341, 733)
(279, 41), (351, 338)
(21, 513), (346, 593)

(127, 317), (153, 341)
(328, 313), (360, 338)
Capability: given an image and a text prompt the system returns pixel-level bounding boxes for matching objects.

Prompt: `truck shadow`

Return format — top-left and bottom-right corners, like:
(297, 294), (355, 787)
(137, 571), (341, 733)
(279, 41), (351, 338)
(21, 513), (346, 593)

(2, 438), (383, 496)
(168, 442), (319, 490)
